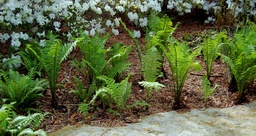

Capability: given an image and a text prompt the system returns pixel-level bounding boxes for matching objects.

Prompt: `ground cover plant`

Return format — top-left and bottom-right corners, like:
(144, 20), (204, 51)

(0, 0), (256, 134)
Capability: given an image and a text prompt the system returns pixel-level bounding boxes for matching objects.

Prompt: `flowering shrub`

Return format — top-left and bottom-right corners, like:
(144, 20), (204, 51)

(0, 0), (255, 51)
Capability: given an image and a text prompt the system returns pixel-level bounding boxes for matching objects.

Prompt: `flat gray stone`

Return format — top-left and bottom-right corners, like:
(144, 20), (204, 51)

(49, 102), (256, 136)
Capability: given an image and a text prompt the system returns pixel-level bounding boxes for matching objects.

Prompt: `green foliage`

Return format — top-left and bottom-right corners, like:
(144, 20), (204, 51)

(74, 33), (131, 94)
(0, 69), (48, 112)
(70, 76), (92, 102)
(201, 75), (218, 102)
(126, 100), (150, 109)
(106, 43), (132, 79)
(0, 104), (47, 136)
(97, 75), (132, 109)
(120, 20), (142, 62)
(147, 12), (178, 50)
(18, 45), (43, 77)
(158, 40), (202, 107)
(141, 46), (162, 82)
(221, 21), (256, 102)
(72, 34), (131, 113)
(202, 31), (227, 80)
(78, 75), (132, 117)
(1, 58), (22, 70)
(26, 31), (77, 106)
(138, 81), (165, 102)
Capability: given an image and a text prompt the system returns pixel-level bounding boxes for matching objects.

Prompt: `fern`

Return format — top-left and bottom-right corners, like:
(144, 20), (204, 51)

(70, 76), (91, 102)
(141, 46), (162, 82)
(120, 20), (142, 62)
(201, 75), (218, 102)
(18, 44), (43, 77)
(0, 104), (47, 136)
(1, 56), (22, 70)
(8, 112), (47, 136)
(75, 33), (131, 94)
(202, 31), (227, 80)
(96, 75), (132, 109)
(221, 21), (256, 102)
(158, 40), (202, 108)
(0, 69), (48, 112)
(138, 81), (165, 102)
(26, 31), (77, 106)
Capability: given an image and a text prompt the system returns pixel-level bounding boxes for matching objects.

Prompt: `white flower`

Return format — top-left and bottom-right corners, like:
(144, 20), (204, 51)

(114, 18), (120, 26)
(49, 13), (56, 19)
(104, 4), (111, 12)
(90, 28), (96, 36)
(127, 12), (138, 22)
(116, 6), (125, 12)
(11, 32), (20, 39)
(67, 32), (72, 41)
(134, 30), (141, 38)
(0, 33), (10, 43)
(112, 28), (119, 36)
(19, 32), (29, 40)
(39, 39), (45, 47)
(11, 38), (21, 47)
(82, 2), (89, 11)
(105, 19), (113, 27)
(139, 17), (148, 27)
(53, 21), (61, 28)
(37, 31), (45, 38)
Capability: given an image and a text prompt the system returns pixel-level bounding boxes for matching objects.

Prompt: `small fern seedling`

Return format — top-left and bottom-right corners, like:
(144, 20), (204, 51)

(201, 75), (218, 102)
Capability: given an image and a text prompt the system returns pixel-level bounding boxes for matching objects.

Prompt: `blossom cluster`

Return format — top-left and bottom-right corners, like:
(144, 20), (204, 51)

(0, 0), (255, 49)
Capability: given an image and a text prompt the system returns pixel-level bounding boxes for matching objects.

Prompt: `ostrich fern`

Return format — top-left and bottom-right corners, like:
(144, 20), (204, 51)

(221, 21), (256, 102)
(26, 32), (77, 106)
(202, 31), (227, 80)
(78, 75), (132, 116)
(0, 104), (47, 136)
(157, 40), (202, 108)
(71, 34), (131, 107)
(0, 69), (48, 112)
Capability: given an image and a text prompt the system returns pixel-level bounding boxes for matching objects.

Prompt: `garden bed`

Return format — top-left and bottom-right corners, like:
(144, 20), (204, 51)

(36, 19), (256, 133)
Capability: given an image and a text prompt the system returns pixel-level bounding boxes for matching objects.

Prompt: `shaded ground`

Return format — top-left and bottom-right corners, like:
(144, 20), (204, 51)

(33, 18), (256, 134)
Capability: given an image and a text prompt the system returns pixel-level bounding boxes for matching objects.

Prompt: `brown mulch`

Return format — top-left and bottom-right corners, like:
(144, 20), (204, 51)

(3, 19), (255, 133)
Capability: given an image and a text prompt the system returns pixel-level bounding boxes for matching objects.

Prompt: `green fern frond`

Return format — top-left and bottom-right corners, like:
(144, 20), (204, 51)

(106, 61), (130, 78)
(97, 75), (115, 85)
(141, 46), (162, 82)
(138, 81), (165, 91)
(59, 41), (77, 63)
(18, 128), (46, 136)
(70, 76), (89, 102)
(202, 31), (227, 79)
(110, 75), (131, 109)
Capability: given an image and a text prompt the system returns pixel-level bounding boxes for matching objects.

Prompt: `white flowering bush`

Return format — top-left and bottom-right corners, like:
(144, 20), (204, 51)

(0, 0), (255, 52)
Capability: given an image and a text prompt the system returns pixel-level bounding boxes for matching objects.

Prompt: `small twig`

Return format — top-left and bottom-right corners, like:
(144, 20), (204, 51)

(190, 73), (223, 77)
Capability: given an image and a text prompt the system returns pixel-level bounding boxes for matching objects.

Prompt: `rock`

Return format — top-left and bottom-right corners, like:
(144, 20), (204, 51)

(49, 101), (256, 136)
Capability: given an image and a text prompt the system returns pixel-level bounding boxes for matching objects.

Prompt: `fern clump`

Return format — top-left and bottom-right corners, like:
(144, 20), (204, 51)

(158, 40), (202, 108)
(71, 33), (131, 105)
(0, 69), (48, 112)
(27, 31), (77, 106)
(78, 75), (132, 116)
(0, 104), (47, 136)
(202, 31), (227, 81)
(220, 21), (256, 102)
